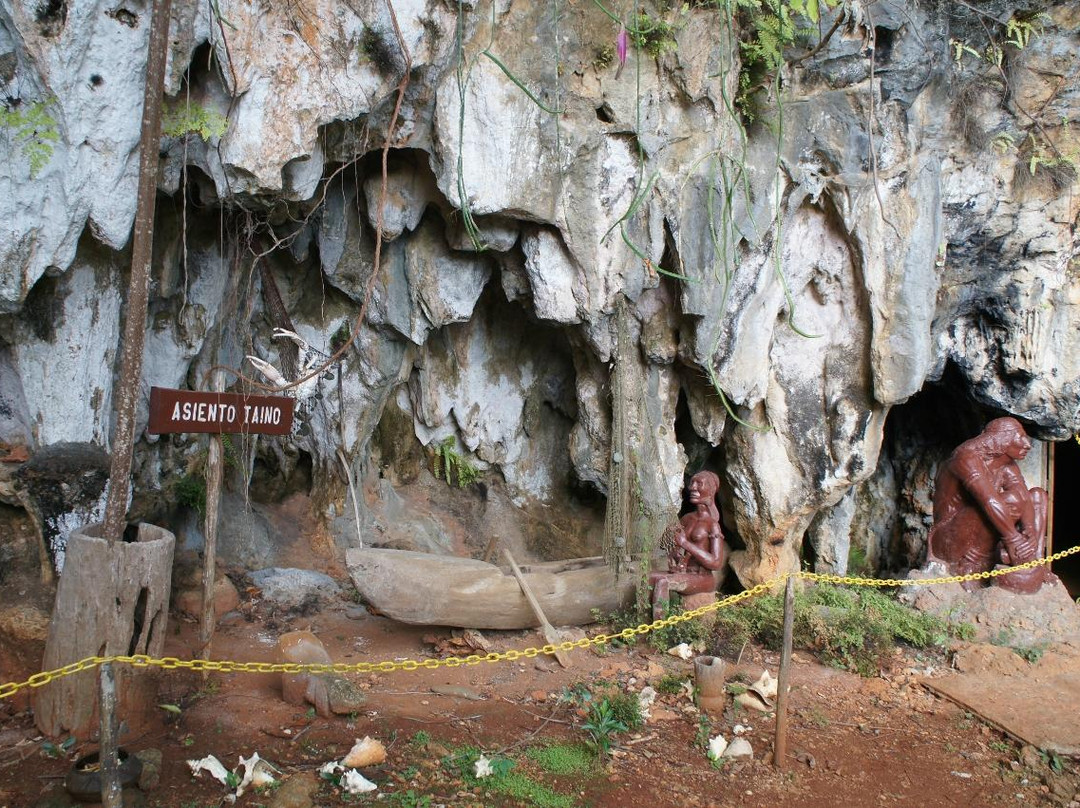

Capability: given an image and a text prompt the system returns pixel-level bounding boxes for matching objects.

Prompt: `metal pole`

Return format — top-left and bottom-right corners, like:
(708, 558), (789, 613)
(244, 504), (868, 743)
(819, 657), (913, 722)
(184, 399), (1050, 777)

(99, 662), (122, 808)
(773, 575), (796, 769)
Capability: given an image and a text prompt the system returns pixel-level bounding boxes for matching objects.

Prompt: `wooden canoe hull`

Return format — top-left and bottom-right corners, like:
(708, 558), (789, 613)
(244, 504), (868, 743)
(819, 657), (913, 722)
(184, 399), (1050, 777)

(345, 548), (637, 629)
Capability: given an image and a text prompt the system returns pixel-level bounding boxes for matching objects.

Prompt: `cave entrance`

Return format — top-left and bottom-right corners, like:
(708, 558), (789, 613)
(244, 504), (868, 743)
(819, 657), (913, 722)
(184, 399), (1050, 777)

(1049, 438), (1080, 597)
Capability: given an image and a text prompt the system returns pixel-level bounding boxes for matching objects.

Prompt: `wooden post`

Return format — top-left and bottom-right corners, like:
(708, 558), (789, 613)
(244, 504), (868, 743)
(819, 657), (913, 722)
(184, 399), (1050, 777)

(199, 378), (225, 657)
(199, 434), (223, 656)
(773, 575), (795, 769)
(100, 0), (173, 542)
(1046, 441), (1055, 558)
(99, 662), (122, 808)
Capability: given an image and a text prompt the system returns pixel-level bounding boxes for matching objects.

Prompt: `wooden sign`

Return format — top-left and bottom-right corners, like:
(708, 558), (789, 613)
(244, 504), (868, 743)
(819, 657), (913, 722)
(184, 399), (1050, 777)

(148, 387), (294, 435)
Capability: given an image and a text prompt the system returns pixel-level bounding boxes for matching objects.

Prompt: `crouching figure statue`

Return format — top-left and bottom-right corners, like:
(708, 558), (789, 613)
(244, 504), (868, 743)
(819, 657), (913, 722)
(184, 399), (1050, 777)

(927, 417), (1054, 594)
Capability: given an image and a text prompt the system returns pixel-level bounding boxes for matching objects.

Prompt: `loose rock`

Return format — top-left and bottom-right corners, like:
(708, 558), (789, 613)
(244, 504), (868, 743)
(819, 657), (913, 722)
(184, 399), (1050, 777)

(135, 748), (162, 790)
(267, 772), (320, 808)
(723, 738), (754, 760)
(252, 568), (342, 611)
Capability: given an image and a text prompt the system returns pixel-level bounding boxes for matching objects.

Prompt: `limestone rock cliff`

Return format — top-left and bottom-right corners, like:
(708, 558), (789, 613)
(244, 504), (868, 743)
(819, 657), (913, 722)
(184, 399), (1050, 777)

(1, 0), (1077, 584)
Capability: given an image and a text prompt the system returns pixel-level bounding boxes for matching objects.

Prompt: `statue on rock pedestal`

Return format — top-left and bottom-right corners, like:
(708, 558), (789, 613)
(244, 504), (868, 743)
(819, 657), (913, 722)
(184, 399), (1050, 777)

(927, 417), (1054, 594)
(648, 470), (726, 620)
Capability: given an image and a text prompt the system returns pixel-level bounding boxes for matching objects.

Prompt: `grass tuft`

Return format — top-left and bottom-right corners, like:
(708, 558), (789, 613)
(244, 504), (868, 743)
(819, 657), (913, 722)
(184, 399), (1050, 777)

(711, 582), (971, 677)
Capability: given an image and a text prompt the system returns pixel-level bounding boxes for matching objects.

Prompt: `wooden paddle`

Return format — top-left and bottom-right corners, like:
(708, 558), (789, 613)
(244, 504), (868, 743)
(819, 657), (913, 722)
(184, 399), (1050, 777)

(502, 548), (572, 668)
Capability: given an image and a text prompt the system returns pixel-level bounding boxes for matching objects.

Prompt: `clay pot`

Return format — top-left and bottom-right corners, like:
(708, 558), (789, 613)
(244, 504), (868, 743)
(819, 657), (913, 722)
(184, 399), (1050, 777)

(65, 749), (143, 802)
(694, 655), (727, 715)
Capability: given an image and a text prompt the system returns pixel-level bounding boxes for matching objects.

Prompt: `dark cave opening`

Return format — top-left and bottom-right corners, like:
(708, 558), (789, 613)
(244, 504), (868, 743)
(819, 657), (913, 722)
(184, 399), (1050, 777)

(671, 383), (747, 597)
(883, 366), (1068, 594)
(1051, 437), (1080, 598)
(878, 366), (1013, 573)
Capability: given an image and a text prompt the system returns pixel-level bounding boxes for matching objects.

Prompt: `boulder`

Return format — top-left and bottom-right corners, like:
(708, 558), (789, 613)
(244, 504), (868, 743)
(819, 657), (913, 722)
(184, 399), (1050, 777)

(251, 568), (341, 611)
(173, 575), (241, 621)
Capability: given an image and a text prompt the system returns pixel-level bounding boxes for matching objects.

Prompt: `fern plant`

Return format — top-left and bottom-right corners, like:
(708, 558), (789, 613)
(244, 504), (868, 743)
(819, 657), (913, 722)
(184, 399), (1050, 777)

(1, 100), (59, 178)
(739, 0), (797, 72)
(433, 436), (480, 488)
(162, 101), (228, 140)
(735, 0), (838, 74)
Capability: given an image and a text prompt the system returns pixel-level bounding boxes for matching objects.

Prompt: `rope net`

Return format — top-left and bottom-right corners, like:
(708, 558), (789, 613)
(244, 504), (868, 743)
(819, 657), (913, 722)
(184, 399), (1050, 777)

(603, 300), (678, 579)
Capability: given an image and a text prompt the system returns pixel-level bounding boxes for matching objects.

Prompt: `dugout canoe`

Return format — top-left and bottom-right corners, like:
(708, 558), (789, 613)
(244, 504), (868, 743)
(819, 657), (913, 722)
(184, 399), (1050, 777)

(344, 548), (637, 629)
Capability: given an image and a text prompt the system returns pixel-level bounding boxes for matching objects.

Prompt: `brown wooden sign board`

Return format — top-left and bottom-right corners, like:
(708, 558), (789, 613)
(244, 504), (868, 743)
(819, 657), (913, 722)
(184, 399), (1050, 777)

(148, 387), (294, 436)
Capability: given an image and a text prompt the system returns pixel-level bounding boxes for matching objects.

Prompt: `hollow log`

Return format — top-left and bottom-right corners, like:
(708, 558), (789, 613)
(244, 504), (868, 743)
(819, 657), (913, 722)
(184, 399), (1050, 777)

(34, 523), (174, 739)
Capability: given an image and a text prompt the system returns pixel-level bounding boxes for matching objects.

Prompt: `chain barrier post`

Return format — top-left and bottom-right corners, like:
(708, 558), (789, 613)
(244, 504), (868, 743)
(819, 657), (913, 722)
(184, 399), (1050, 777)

(99, 661), (121, 808)
(773, 574), (796, 768)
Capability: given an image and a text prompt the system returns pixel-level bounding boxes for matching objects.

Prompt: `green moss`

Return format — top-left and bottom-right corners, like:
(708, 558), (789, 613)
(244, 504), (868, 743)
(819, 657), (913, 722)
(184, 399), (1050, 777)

(847, 541), (873, 578)
(654, 673), (688, 694)
(525, 743), (595, 776)
(488, 772), (575, 808)
(1010, 644), (1047, 664)
(330, 321), (352, 353)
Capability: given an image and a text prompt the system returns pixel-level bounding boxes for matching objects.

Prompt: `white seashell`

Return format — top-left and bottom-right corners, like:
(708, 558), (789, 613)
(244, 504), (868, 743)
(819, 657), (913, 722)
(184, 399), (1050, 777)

(667, 643), (694, 660)
(342, 736), (387, 768)
(341, 769), (378, 794)
(707, 735), (728, 760)
(235, 753), (278, 797)
(638, 686), (657, 720)
(187, 755), (230, 786)
(723, 737), (753, 759)
(751, 670), (777, 700)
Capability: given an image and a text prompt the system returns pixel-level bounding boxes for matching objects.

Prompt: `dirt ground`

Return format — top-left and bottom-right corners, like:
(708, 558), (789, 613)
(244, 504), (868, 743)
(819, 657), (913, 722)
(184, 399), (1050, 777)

(2, 574), (1080, 808)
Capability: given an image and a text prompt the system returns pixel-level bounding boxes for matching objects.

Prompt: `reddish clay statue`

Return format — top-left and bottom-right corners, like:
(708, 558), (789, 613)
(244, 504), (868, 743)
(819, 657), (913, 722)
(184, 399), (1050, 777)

(649, 470), (726, 620)
(927, 417), (1052, 594)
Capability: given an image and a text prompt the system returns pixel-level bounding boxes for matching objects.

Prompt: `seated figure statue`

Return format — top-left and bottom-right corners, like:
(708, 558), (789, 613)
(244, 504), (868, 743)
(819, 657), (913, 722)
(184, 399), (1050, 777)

(927, 417), (1052, 594)
(648, 470), (726, 620)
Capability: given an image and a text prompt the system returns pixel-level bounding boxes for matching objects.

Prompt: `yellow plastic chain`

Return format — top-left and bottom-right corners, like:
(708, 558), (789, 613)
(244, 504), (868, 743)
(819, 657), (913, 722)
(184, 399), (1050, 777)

(2, 544), (1077, 701)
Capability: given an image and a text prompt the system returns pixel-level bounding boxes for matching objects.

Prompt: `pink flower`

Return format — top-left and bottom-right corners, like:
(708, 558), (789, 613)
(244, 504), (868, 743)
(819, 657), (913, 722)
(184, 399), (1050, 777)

(616, 26), (629, 66)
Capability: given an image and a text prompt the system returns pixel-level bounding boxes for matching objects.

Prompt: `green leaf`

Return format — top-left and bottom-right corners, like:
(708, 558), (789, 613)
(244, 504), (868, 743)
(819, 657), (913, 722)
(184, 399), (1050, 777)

(0, 99), (59, 177)
(158, 703), (182, 715)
